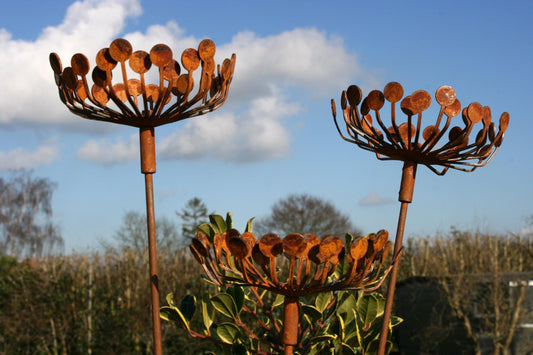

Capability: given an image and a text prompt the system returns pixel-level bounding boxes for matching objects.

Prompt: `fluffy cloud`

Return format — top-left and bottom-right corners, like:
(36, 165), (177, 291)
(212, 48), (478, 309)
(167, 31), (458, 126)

(359, 193), (394, 207)
(0, 0), (371, 165)
(0, 141), (59, 171)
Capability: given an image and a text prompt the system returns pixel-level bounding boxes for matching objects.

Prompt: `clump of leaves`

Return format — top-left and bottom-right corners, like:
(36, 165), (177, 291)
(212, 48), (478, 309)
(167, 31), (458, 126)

(161, 213), (401, 354)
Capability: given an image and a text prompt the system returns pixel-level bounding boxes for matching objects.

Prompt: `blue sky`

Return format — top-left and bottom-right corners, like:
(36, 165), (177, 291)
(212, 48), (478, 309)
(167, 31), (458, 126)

(0, 0), (531, 252)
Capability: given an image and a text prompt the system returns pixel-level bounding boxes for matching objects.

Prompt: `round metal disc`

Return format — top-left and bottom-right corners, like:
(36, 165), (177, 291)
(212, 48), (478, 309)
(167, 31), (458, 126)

(109, 38), (132, 62)
(400, 96), (417, 115)
(150, 44), (173, 68)
(346, 85), (362, 107)
(435, 85), (456, 106)
(383, 82), (403, 103)
(95, 48), (117, 71)
(181, 48), (201, 72)
(91, 84), (108, 105)
(198, 39), (216, 61)
(71, 53), (90, 76)
(410, 90), (431, 112)
(444, 98), (461, 117)
(62, 67), (78, 90)
(499, 112), (509, 132)
(162, 59), (180, 82)
(49, 53), (62, 74)
(129, 50), (152, 74)
(466, 102), (484, 123)
(366, 90), (385, 111)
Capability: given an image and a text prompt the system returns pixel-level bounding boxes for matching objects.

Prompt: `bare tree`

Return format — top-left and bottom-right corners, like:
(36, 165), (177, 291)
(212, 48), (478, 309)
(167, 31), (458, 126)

(176, 197), (209, 241)
(0, 170), (62, 258)
(111, 210), (182, 252)
(254, 193), (361, 237)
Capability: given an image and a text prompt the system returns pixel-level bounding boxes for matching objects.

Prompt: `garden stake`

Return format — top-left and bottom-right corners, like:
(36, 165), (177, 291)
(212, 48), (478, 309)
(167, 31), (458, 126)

(331, 82), (509, 355)
(190, 227), (399, 354)
(50, 38), (236, 355)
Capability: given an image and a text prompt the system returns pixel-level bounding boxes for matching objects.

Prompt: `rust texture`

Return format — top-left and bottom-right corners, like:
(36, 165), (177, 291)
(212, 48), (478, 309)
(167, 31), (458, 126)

(331, 82), (509, 355)
(191, 228), (400, 354)
(50, 38), (236, 355)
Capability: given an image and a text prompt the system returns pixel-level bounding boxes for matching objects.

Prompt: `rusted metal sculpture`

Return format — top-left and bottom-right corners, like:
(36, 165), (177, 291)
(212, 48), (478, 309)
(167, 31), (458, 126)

(50, 38), (236, 355)
(191, 228), (399, 354)
(331, 82), (509, 355)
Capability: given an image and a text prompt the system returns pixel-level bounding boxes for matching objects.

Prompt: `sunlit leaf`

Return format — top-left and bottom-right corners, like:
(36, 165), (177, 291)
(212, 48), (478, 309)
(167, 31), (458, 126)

(245, 217), (255, 233)
(227, 286), (245, 313)
(209, 214), (227, 234)
(212, 293), (239, 320)
(160, 306), (190, 332)
(201, 294), (215, 332)
(216, 322), (241, 344)
(315, 291), (333, 313)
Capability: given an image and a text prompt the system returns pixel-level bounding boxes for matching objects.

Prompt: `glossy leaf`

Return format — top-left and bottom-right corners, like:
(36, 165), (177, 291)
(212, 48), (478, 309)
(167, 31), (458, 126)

(245, 217), (255, 233)
(216, 322), (241, 344)
(225, 212), (234, 230)
(160, 306), (190, 332)
(202, 294), (215, 332)
(209, 214), (227, 234)
(302, 304), (323, 324)
(227, 286), (245, 313)
(316, 291), (333, 313)
(197, 223), (216, 242)
(211, 293), (239, 320)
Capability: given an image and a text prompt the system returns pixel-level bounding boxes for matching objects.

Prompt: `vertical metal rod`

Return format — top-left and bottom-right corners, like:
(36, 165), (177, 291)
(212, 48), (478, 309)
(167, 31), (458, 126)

(377, 161), (417, 355)
(283, 296), (299, 355)
(140, 127), (163, 355)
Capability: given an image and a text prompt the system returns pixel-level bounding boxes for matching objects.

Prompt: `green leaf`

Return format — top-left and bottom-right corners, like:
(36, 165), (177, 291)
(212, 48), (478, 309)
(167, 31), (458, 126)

(390, 315), (403, 328)
(227, 286), (245, 313)
(302, 304), (322, 323)
(245, 217), (255, 233)
(352, 309), (363, 347)
(336, 292), (356, 325)
(216, 322), (241, 344)
(341, 343), (357, 355)
(357, 294), (380, 328)
(225, 212), (234, 229)
(209, 214), (227, 234)
(166, 292), (176, 307)
(336, 313), (345, 341)
(201, 294), (215, 332)
(212, 293), (239, 320)
(310, 334), (337, 344)
(271, 293), (284, 308)
(179, 294), (196, 321)
(197, 223), (216, 242)
(160, 306), (190, 332)
(315, 291), (333, 313)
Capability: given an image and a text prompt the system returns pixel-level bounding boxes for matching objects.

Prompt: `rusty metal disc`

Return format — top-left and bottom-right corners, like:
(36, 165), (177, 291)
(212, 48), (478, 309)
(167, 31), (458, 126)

(444, 98), (461, 117)
(129, 50), (152, 74)
(175, 74), (192, 95)
(499, 112), (509, 132)
(367, 90), (385, 111)
(466, 102), (483, 123)
(198, 39), (216, 61)
(448, 126), (464, 141)
(422, 125), (439, 141)
(127, 79), (141, 97)
(76, 80), (87, 101)
(62, 67), (78, 91)
(162, 59), (180, 82)
(400, 96), (417, 115)
(113, 83), (127, 102)
(95, 48), (117, 71)
(49, 53), (62, 74)
(181, 48), (201, 72)
(410, 90), (431, 112)
(71, 53), (90, 76)
(283, 233), (307, 257)
(398, 122), (416, 142)
(349, 237), (368, 262)
(221, 58), (232, 80)
(109, 38), (132, 62)
(202, 57), (216, 74)
(383, 82), (403, 103)
(145, 84), (160, 103)
(346, 85), (362, 107)
(435, 85), (456, 106)
(91, 84), (108, 105)
(150, 44), (173, 68)
(91, 67), (110, 87)
(482, 106), (492, 126)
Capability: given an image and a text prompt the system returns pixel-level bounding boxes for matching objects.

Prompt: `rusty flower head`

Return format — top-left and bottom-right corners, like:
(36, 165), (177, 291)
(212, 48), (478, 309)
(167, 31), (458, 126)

(190, 227), (395, 297)
(331, 82), (509, 175)
(50, 38), (235, 128)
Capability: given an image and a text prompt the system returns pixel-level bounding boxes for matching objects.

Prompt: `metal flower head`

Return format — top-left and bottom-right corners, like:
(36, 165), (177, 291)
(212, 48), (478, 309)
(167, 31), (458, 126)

(191, 228), (395, 297)
(331, 82), (509, 175)
(49, 38), (236, 128)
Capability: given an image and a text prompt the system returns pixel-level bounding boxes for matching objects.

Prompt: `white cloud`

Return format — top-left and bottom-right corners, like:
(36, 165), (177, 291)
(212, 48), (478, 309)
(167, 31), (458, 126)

(0, 0), (372, 164)
(0, 141), (59, 171)
(359, 193), (394, 207)
(77, 133), (138, 165)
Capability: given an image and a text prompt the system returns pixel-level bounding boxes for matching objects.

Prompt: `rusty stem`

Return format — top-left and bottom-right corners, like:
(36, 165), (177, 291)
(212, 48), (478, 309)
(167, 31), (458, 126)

(140, 127), (163, 355)
(283, 296), (299, 355)
(377, 161), (417, 355)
